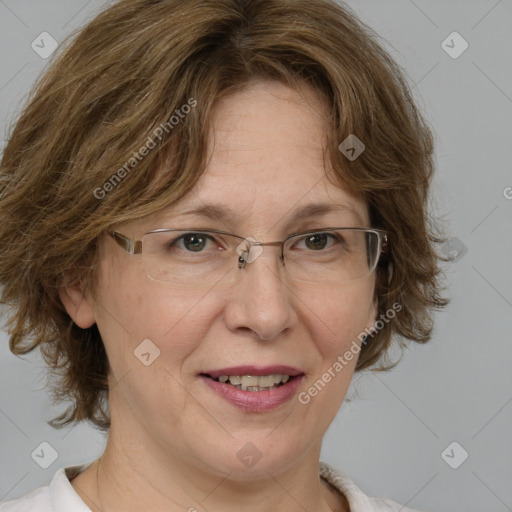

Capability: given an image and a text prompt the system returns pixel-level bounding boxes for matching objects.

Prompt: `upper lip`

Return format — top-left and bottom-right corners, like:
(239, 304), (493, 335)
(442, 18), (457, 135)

(202, 365), (304, 379)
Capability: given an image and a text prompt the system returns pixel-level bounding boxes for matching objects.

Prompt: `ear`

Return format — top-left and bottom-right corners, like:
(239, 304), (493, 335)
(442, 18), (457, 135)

(58, 279), (96, 329)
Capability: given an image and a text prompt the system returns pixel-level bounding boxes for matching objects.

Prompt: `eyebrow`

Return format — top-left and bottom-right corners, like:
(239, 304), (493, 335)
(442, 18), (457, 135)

(174, 202), (363, 226)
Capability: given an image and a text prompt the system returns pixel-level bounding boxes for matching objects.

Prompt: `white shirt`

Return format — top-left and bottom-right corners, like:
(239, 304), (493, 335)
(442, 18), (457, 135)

(0, 461), (421, 512)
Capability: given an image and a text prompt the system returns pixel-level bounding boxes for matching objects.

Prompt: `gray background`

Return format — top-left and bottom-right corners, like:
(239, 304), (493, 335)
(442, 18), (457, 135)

(0, 1), (511, 511)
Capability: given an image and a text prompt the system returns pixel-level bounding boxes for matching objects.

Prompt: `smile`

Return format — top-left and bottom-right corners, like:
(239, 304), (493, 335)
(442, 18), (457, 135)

(200, 366), (305, 411)
(212, 374), (291, 391)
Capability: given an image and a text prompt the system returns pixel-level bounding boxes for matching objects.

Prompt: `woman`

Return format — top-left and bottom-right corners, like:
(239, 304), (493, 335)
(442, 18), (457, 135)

(0, 0), (446, 510)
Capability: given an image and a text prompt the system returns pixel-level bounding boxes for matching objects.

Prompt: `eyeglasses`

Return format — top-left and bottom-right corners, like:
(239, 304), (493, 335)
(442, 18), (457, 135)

(109, 227), (387, 287)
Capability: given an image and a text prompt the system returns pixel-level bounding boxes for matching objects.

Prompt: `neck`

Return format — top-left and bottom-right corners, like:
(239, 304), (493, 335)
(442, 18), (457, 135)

(71, 425), (348, 512)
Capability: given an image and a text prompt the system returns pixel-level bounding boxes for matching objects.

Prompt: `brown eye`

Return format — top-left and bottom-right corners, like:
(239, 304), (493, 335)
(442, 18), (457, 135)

(304, 233), (329, 250)
(180, 233), (208, 252)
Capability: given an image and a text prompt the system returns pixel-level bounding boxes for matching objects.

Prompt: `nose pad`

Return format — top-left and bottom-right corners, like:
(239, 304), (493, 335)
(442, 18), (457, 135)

(236, 239), (250, 269)
(238, 251), (249, 269)
(236, 237), (263, 269)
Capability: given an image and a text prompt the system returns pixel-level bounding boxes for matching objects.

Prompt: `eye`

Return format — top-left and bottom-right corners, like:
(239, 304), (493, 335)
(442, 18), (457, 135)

(296, 232), (339, 251)
(174, 233), (216, 252)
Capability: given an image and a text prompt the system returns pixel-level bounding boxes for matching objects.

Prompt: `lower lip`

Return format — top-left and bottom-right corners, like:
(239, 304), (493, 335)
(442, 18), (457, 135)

(201, 375), (304, 412)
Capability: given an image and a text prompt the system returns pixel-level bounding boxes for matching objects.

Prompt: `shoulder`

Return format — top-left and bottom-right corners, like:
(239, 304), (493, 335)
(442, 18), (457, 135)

(0, 463), (93, 512)
(319, 461), (423, 512)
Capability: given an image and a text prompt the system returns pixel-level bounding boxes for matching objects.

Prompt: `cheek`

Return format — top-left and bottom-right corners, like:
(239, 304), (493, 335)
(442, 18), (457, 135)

(295, 279), (376, 351)
(93, 265), (222, 377)
(91, 283), (218, 421)
(297, 283), (376, 412)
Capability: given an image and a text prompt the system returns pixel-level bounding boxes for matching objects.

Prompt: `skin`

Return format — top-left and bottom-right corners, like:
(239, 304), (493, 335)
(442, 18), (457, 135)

(60, 79), (377, 512)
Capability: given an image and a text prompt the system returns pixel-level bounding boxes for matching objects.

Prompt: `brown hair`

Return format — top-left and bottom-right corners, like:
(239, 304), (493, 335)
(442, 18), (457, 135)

(0, 0), (447, 430)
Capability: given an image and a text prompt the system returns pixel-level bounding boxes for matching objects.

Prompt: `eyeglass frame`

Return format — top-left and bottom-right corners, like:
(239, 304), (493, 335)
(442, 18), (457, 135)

(108, 227), (388, 281)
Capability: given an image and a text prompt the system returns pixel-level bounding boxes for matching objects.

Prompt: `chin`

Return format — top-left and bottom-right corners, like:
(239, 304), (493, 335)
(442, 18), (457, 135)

(192, 435), (311, 481)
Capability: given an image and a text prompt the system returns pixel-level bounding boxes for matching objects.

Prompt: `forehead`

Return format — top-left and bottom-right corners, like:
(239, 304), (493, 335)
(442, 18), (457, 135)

(200, 81), (367, 219)
(138, 80), (369, 231)
(203, 80), (330, 191)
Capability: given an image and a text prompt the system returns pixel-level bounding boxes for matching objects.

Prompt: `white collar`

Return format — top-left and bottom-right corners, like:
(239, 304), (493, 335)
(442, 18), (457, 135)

(34, 460), (414, 512)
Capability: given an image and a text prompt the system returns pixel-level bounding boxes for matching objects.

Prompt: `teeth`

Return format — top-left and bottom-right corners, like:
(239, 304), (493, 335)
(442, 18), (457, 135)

(258, 375), (276, 387)
(215, 374), (292, 390)
(228, 375), (241, 385)
(241, 376), (259, 387)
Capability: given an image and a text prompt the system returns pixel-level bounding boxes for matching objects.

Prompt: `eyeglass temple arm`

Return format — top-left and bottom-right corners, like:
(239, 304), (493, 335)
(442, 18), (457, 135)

(109, 230), (143, 255)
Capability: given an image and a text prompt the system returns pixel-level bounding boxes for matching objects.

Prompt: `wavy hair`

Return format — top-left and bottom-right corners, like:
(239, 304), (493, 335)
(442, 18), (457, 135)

(0, 0), (447, 430)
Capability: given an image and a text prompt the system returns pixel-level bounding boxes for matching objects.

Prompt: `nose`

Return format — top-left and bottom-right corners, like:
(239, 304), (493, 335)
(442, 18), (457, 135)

(222, 246), (298, 341)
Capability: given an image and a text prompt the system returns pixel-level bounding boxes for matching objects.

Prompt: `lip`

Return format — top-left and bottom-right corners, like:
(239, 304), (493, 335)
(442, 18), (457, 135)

(200, 365), (305, 412)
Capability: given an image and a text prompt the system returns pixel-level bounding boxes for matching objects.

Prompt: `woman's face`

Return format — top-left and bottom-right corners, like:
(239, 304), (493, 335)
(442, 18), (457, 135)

(65, 80), (377, 478)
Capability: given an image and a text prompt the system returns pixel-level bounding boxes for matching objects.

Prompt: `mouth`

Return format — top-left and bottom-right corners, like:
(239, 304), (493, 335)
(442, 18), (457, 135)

(201, 373), (295, 391)
(199, 365), (305, 410)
